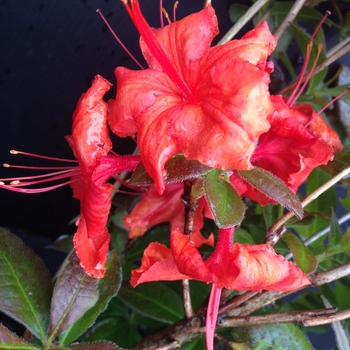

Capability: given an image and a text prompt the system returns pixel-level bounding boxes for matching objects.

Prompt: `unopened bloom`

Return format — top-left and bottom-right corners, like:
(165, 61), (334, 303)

(108, 1), (277, 194)
(131, 227), (310, 291)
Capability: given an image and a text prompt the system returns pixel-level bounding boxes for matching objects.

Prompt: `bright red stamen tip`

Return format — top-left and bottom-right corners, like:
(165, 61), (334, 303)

(97, 9), (145, 70)
(122, 0), (195, 101)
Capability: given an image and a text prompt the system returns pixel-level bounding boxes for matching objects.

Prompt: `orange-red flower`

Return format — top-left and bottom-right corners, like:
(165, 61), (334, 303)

(108, 1), (276, 194)
(68, 75), (140, 278)
(230, 95), (342, 205)
(131, 227), (310, 291)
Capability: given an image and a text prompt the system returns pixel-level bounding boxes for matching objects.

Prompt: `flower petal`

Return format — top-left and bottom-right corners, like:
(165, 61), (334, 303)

(130, 242), (190, 287)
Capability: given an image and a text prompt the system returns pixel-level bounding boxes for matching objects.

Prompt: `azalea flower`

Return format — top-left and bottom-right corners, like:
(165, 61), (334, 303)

(108, 1), (277, 194)
(131, 226), (309, 290)
(229, 95), (342, 206)
(0, 75), (141, 278)
(131, 227), (310, 349)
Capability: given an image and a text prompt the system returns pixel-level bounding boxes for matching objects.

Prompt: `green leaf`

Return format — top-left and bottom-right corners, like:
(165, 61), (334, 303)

(283, 232), (318, 273)
(296, 169), (336, 240)
(319, 152), (350, 185)
(234, 228), (255, 244)
(129, 154), (212, 186)
(204, 169), (245, 227)
(244, 323), (314, 350)
(50, 252), (100, 340)
(340, 227), (350, 255)
(229, 4), (249, 23)
(118, 281), (184, 323)
(181, 336), (206, 349)
(0, 323), (39, 349)
(58, 251), (122, 346)
(78, 317), (141, 348)
(237, 168), (303, 219)
(328, 209), (342, 248)
(53, 341), (122, 349)
(0, 228), (52, 341)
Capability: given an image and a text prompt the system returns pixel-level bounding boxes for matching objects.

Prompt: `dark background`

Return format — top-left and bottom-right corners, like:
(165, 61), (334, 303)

(0, 0), (233, 240)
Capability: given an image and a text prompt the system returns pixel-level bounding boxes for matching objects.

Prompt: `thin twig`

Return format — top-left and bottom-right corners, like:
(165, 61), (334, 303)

(303, 308), (350, 327)
(309, 261), (350, 286)
(273, 0), (308, 40)
(217, 0), (269, 45)
(265, 166), (350, 246)
(327, 36), (350, 59)
(220, 308), (337, 328)
(182, 279), (193, 319)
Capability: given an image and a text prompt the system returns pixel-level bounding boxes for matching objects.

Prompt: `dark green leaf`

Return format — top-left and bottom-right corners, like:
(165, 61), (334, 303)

(129, 154), (212, 186)
(0, 323), (39, 349)
(328, 209), (342, 248)
(47, 235), (73, 253)
(50, 252), (100, 339)
(287, 214), (316, 228)
(279, 51), (297, 81)
(78, 317), (141, 348)
(204, 170), (244, 227)
(340, 227), (350, 255)
(237, 168), (303, 219)
(234, 228), (255, 244)
(319, 152), (350, 185)
(244, 323), (314, 349)
(283, 232), (318, 273)
(59, 251), (122, 346)
(0, 228), (52, 341)
(229, 4), (249, 23)
(118, 282), (184, 323)
(181, 337), (206, 349)
(296, 169), (336, 240)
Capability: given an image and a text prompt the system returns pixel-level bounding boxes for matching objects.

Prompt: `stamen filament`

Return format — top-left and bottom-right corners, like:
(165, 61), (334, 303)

(289, 44), (323, 106)
(97, 9), (145, 70)
(10, 150), (78, 163)
(0, 168), (78, 182)
(305, 86), (350, 127)
(173, 1), (179, 22)
(159, 0), (164, 27)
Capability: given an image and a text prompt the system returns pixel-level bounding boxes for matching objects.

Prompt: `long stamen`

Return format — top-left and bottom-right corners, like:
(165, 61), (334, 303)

(305, 86), (350, 127)
(97, 9), (145, 70)
(173, 1), (179, 22)
(0, 150), (81, 194)
(206, 284), (222, 350)
(159, 0), (164, 27)
(289, 44), (323, 106)
(10, 150), (77, 163)
(122, 0), (195, 100)
(286, 11), (331, 107)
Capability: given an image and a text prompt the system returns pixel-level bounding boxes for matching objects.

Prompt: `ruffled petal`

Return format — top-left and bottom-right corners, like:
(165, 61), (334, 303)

(130, 242), (190, 287)
(124, 183), (184, 238)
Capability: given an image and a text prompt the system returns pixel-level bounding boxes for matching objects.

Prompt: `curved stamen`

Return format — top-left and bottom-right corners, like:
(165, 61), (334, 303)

(10, 150), (78, 163)
(97, 9), (145, 70)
